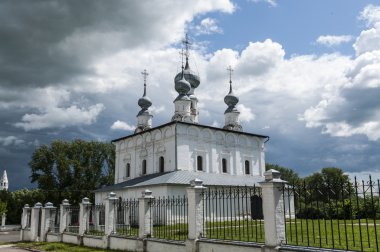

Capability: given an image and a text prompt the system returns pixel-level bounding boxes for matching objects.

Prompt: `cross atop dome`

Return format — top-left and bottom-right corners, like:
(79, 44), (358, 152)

(135, 69), (153, 133)
(223, 65), (242, 131)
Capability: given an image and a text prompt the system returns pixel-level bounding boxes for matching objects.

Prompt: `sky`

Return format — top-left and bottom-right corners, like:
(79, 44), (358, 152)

(1, 0), (380, 190)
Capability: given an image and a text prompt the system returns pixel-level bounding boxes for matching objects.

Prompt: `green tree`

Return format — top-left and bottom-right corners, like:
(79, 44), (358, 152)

(0, 201), (7, 216)
(29, 139), (115, 205)
(265, 163), (300, 183)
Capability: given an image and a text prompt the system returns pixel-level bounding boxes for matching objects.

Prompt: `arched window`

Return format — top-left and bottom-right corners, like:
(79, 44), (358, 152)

(159, 156), (164, 173)
(142, 160), (147, 175)
(197, 156), (203, 171)
(126, 163), (130, 177)
(245, 160), (250, 175)
(222, 158), (227, 173)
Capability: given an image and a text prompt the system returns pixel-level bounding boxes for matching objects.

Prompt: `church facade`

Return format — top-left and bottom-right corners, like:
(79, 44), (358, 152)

(95, 39), (268, 202)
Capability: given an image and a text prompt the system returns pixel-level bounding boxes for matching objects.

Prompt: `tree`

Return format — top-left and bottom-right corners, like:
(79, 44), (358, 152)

(29, 139), (115, 205)
(265, 163), (300, 183)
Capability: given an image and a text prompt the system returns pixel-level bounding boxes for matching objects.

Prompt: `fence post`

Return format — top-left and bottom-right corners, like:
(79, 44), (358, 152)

(30, 202), (42, 241)
(105, 192), (118, 235)
(79, 197), (91, 236)
(20, 204), (30, 241)
(259, 169), (287, 248)
(59, 199), (70, 233)
(40, 202), (55, 241)
(187, 179), (206, 240)
(139, 189), (154, 238)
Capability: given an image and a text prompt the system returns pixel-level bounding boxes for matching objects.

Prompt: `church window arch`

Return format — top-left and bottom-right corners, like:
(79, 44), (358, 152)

(197, 156), (203, 171)
(159, 156), (164, 173)
(245, 160), (250, 175)
(126, 163), (130, 177)
(142, 160), (147, 175)
(222, 158), (228, 173)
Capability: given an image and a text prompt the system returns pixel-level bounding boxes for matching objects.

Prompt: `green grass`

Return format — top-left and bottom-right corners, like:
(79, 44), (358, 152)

(16, 242), (125, 252)
(285, 219), (380, 252)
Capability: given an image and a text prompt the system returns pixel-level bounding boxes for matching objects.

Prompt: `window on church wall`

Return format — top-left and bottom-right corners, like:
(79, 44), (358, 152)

(245, 160), (250, 175)
(197, 156), (203, 171)
(126, 163), (130, 177)
(222, 158), (227, 173)
(142, 159), (147, 175)
(159, 156), (164, 173)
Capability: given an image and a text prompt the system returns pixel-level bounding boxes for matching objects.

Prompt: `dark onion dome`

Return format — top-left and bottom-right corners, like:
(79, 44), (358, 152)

(138, 95), (152, 110)
(224, 81), (239, 113)
(175, 69), (191, 95)
(174, 60), (200, 89)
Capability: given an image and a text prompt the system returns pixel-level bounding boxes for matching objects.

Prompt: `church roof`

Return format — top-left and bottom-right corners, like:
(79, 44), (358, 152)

(94, 170), (264, 192)
(112, 121), (269, 143)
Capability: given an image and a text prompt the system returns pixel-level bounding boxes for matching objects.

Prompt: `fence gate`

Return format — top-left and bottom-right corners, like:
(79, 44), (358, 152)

(250, 195), (263, 219)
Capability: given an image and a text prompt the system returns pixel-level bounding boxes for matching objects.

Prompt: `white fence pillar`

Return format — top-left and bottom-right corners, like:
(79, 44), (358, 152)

(187, 179), (206, 240)
(40, 202), (55, 241)
(79, 197), (91, 235)
(20, 204), (31, 240)
(105, 192), (118, 235)
(259, 169), (287, 247)
(1, 213), (5, 227)
(30, 202), (42, 241)
(139, 189), (154, 238)
(59, 199), (70, 233)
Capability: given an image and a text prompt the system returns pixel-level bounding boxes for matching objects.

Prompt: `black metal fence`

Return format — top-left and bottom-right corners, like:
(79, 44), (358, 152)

(86, 204), (105, 236)
(66, 205), (79, 233)
(115, 198), (139, 237)
(201, 186), (264, 243)
(149, 196), (188, 241)
(49, 208), (60, 233)
(283, 176), (380, 252)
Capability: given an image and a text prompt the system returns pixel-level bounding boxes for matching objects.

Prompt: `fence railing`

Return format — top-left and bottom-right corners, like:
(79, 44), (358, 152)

(115, 198), (139, 237)
(201, 186), (264, 243)
(66, 205), (79, 234)
(149, 195), (188, 241)
(283, 176), (380, 252)
(86, 204), (105, 236)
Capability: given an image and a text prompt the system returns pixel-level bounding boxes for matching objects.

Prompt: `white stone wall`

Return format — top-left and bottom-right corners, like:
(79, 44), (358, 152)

(114, 124), (176, 184)
(176, 123), (265, 176)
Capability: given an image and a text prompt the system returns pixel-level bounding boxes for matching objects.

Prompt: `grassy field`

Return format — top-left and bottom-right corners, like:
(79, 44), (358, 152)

(285, 219), (380, 252)
(16, 242), (124, 252)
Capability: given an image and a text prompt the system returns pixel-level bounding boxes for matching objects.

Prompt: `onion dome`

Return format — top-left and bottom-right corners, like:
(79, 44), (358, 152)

(137, 70), (152, 115)
(174, 58), (200, 89)
(224, 80), (239, 113)
(175, 68), (191, 96)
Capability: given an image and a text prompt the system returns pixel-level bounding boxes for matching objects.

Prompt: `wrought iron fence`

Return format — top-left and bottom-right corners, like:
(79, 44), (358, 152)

(201, 186), (264, 243)
(86, 204), (105, 236)
(283, 176), (380, 252)
(115, 198), (139, 237)
(149, 195), (188, 241)
(49, 208), (60, 233)
(66, 205), (80, 233)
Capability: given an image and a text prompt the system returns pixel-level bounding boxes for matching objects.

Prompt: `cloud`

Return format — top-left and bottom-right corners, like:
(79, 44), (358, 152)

(250, 0), (277, 7)
(110, 120), (136, 131)
(14, 104), (105, 131)
(316, 35), (353, 46)
(194, 18), (223, 35)
(0, 136), (25, 146)
(359, 4), (380, 26)
(237, 104), (255, 122)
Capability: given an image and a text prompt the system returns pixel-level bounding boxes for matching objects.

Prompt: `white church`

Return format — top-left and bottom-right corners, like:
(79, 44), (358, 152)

(0, 170), (8, 191)
(95, 38), (269, 202)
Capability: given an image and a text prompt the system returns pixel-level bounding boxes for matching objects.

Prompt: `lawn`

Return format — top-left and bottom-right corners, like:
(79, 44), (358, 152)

(16, 242), (125, 252)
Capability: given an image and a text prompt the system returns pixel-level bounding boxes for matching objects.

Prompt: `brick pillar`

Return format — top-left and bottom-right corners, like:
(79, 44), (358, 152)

(139, 189), (154, 238)
(186, 178), (206, 240)
(59, 199), (70, 233)
(79, 197), (91, 235)
(30, 202), (42, 241)
(259, 169), (287, 247)
(105, 192), (118, 235)
(40, 202), (55, 241)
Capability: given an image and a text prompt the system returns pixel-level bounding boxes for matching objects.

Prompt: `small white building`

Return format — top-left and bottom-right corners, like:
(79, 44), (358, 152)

(95, 42), (269, 203)
(0, 170), (8, 191)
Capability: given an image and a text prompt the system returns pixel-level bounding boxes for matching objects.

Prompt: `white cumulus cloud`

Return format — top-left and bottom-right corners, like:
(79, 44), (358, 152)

(316, 35), (353, 46)
(194, 18), (223, 35)
(250, 0), (277, 7)
(0, 136), (25, 146)
(110, 120), (136, 131)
